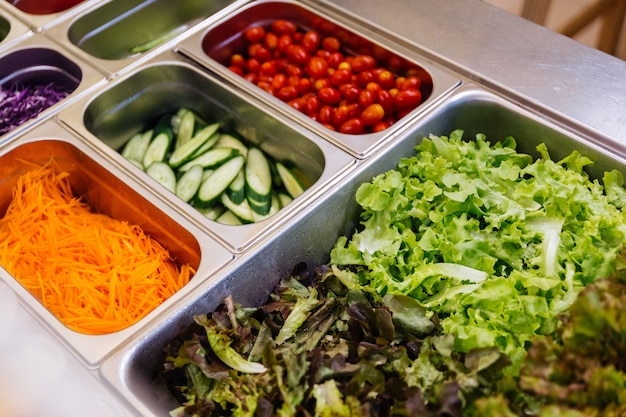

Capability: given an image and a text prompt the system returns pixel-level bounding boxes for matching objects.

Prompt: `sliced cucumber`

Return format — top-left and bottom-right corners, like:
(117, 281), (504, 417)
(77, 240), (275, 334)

(121, 130), (152, 164)
(189, 132), (220, 160)
(216, 210), (242, 225)
(196, 155), (245, 207)
(146, 161), (176, 193)
(245, 147), (272, 205)
(252, 193), (281, 222)
(178, 147), (239, 172)
(175, 164), (203, 202)
(221, 193), (254, 223)
(226, 169), (246, 204)
(168, 122), (220, 168)
(247, 194), (272, 216)
(276, 162), (305, 199)
(153, 113), (175, 140)
(215, 134), (249, 156)
(197, 204), (225, 221)
(277, 192), (293, 208)
(142, 131), (172, 168)
(173, 108), (196, 149)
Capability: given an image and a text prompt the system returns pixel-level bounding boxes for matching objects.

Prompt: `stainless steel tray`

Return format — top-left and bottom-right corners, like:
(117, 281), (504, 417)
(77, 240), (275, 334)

(177, 0), (461, 158)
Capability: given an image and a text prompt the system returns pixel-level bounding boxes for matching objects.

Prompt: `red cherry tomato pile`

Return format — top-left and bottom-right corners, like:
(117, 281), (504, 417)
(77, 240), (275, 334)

(227, 19), (426, 135)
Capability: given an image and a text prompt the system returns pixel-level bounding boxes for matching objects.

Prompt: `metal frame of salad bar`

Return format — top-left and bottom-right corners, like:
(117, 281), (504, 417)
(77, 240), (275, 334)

(1, 0), (626, 415)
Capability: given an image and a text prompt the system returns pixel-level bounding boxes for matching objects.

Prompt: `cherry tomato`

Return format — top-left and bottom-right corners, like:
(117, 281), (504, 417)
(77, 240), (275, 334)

(260, 60), (277, 76)
(301, 30), (321, 53)
(248, 43), (272, 61)
(351, 55), (376, 73)
(306, 56), (328, 78)
(372, 119), (394, 132)
(228, 65), (243, 76)
(286, 44), (310, 66)
(358, 88), (375, 108)
(321, 36), (341, 51)
(276, 85), (298, 102)
(277, 34), (293, 52)
(243, 72), (258, 84)
(393, 88), (422, 109)
(339, 117), (364, 134)
(272, 19), (297, 35)
(305, 95), (321, 116)
(360, 103), (385, 126)
(245, 58), (260, 73)
(244, 26), (265, 43)
(376, 69), (395, 89)
(229, 53), (246, 68)
(271, 73), (287, 90)
(339, 83), (360, 102)
(400, 75), (422, 91)
(332, 105), (350, 128)
(296, 77), (311, 94)
(331, 68), (352, 87)
(288, 97), (307, 112)
(264, 32), (278, 50)
(318, 105), (333, 124)
(286, 64), (303, 77)
(314, 78), (331, 91)
(326, 51), (344, 69)
(376, 89), (394, 115)
(356, 70), (375, 87)
(318, 86), (342, 105)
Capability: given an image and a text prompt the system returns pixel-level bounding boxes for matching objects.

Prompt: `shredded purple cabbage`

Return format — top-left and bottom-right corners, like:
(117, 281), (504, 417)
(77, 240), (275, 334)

(0, 82), (70, 136)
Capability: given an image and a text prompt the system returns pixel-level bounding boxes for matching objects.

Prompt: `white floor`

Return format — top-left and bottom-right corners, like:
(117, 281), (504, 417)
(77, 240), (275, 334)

(483, 0), (626, 60)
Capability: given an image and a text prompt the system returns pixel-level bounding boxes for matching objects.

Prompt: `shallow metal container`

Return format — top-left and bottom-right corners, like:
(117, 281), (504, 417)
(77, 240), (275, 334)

(177, 0), (461, 158)
(0, 7), (30, 52)
(0, 34), (105, 142)
(0, 120), (234, 367)
(1, 0), (98, 31)
(98, 82), (626, 416)
(60, 49), (356, 253)
(44, 0), (247, 76)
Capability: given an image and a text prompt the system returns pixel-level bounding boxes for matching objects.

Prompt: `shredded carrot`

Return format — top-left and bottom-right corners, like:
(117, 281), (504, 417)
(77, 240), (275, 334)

(0, 162), (194, 335)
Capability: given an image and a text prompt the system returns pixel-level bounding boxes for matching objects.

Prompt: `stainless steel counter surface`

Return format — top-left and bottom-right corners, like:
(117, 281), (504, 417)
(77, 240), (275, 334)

(316, 0), (626, 145)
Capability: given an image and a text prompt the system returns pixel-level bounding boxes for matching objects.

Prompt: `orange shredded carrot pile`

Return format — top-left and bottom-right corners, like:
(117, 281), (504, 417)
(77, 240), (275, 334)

(0, 163), (194, 335)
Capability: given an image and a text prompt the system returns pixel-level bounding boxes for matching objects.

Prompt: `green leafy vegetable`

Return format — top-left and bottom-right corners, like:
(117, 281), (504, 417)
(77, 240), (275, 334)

(330, 130), (626, 373)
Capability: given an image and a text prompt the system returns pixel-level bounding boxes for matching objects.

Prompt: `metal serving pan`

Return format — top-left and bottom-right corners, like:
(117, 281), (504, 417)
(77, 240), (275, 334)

(0, 33), (105, 143)
(43, 0), (247, 76)
(0, 0), (98, 31)
(0, 6), (30, 52)
(0, 120), (234, 367)
(59, 49), (356, 253)
(98, 81), (626, 416)
(177, 0), (461, 158)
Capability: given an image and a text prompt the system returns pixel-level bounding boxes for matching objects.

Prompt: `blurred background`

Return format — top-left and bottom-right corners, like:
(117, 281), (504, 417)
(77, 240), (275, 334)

(484, 0), (626, 60)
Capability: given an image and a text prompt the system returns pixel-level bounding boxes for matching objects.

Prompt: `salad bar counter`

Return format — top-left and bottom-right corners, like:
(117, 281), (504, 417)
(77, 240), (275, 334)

(1, 0), (626, 416)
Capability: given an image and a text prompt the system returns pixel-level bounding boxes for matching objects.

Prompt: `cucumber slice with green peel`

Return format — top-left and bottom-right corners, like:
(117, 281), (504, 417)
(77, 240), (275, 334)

(277, 192), (293, 208)
(189, 132), (220, 159)
(247, 194), (272, 215)
(121, 129), (152, 164)
(196, 204), (224, 220)
(252, 193), (281, 222)
(168, 122), (220, 168)
(146, 161), (176, 193)
(215, 134), (249, 156)
(245, 147), (272, 204)
(276, 162), (305, 199)
(142, 131), (172, 168)
(174, 108), (196, 149)
(221, 193), (254, 223)
(226, 169), (246, 204)
(216, 210), (242, 225)
(175, 164), (203, 202)
(196, 155), (245, 207)
(178, 147), (239, 172)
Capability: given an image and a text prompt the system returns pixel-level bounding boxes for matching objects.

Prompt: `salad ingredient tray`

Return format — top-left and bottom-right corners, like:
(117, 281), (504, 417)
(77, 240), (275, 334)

(0, 0), (625, 415)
